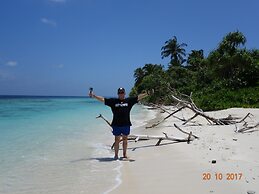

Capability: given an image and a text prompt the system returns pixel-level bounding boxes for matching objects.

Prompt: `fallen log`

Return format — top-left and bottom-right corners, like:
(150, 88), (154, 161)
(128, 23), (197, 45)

(129, 132), (195, 146)
(96, 114), (195, 149)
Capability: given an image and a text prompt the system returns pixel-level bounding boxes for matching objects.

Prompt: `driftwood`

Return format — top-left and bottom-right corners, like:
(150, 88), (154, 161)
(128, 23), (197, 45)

(174, 124), (199, 139)
(170, 89), (254, 126)
(148, 103), (174, 114)
(96, 114), (195, 149)
(96, 114), (112, 128)
(146, 106), (187, 128)
(235, 122), (259, 133)
(146, 88), (253, 128)
(148, 103), (186, 122)
(128, 133), (194, 146)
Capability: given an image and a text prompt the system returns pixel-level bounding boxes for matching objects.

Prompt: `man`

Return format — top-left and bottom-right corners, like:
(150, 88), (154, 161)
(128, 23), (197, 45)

(89, 87), (150, 160)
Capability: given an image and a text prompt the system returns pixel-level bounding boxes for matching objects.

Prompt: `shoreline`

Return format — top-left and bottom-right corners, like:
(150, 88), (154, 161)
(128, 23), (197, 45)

(101, 105), (158, 194)
(109, 107), (259, 194)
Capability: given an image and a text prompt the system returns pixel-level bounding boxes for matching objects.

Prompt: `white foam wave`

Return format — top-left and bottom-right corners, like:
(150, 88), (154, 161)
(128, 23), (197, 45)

(102, 160), (122, 194)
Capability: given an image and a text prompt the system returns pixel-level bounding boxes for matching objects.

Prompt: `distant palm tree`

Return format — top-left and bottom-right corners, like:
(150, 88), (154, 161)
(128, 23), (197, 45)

(142, 64), (163, 75)
(134, 64), (164, 85)
(187, 49), (204, 70)
(218, 31), (246, 55)
(161, 36), (187, 67)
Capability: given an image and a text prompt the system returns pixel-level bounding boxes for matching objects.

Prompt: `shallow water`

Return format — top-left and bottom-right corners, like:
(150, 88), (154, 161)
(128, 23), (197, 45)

(0, 96), (153, 194)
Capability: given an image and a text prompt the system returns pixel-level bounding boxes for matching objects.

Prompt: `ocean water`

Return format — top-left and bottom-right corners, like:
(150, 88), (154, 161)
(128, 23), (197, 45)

(0, 96), (153, 194)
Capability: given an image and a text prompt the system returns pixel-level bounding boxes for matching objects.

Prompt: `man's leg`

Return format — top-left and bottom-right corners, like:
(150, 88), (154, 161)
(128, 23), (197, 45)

(114, 136), (120, 159)
(122, 135), (128, 158)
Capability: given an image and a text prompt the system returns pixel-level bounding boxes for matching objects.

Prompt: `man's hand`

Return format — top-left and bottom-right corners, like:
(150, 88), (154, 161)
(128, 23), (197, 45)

(89, 91), (94, 98)
(88, 91), (105, 103)
(89, 87), (94, 98)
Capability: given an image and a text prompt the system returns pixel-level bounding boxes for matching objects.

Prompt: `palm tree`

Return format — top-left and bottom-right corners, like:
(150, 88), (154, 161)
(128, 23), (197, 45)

(218, 31), (246, 55)
(133, 64), (163, 87)
(187, 49), (204, 70)
(161, 36), (187, 67)
(142, 64), (163, 75)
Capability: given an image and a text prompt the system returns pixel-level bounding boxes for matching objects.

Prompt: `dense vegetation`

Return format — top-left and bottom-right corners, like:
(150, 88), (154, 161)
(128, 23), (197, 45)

(130, 31), (259, 111)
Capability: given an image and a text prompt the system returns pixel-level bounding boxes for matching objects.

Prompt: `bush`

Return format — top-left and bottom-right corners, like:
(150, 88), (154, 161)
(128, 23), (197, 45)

(193, 86), (259, 111)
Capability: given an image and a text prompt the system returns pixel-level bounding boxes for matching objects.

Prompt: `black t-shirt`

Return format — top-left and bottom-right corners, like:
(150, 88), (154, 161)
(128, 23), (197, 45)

(104, 97), (138, 126)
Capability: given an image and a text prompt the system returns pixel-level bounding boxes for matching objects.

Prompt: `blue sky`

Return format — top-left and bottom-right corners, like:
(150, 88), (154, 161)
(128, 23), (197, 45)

(0, 0), (258, 96)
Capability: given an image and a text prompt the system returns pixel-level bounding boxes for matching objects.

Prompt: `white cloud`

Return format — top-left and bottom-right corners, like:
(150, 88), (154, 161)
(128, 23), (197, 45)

(41, 18), (57, 27)
(5, 61), (17, 67)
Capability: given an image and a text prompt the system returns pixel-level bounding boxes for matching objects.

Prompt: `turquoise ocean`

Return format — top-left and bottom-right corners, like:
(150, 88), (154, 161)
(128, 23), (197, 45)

(0, 96), (153, 194)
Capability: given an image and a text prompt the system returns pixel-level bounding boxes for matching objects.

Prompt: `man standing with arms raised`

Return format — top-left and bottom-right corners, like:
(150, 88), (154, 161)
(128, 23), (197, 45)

(89, 87), (150, 160)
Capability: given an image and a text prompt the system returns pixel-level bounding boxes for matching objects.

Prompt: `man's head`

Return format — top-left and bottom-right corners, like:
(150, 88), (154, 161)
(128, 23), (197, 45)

(117, 87), (125, 100)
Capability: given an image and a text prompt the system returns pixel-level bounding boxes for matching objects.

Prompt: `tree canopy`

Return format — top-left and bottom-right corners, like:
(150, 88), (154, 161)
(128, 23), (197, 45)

(130, 31), (259, 110)
(161, 36), (187, 67)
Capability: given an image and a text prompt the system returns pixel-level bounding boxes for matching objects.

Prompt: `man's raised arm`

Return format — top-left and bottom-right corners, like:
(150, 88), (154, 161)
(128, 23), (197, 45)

(89, 92), (105, 103)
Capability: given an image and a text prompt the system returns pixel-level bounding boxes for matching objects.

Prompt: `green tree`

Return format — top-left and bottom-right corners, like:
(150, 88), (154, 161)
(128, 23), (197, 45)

(166, 66), (194, 94)
(131, 30), (259, 110)
(161, 36), (187, 67)
(142, 64), (164, 75)
(187, 49), (204, 71)
(133, 67), (145, 86)
(133, 64), (163, 88)
(218, 30), (246, 56)
(207, 31), (258, 88)
(132, 64), (164, 94)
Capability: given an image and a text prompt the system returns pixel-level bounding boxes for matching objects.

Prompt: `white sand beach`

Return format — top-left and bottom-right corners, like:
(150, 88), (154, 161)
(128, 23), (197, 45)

(110, 107), (259, 194)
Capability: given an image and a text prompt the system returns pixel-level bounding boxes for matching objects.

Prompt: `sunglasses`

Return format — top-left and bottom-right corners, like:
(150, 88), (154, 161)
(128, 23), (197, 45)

(118, 92), (125, 94)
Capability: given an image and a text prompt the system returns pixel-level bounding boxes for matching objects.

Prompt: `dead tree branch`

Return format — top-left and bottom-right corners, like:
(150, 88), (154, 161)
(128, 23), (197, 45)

(147, 87), (253, 128)
(173, 124), (199, 139)
(96, 114), (195, 149)
(96, 114), (112, 128)
(146, 106), (187, 128)
(235, 122), (259, 133)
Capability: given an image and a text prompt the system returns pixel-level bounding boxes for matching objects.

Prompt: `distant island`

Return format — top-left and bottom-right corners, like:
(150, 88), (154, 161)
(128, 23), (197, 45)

(130, 31), (259, 111)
